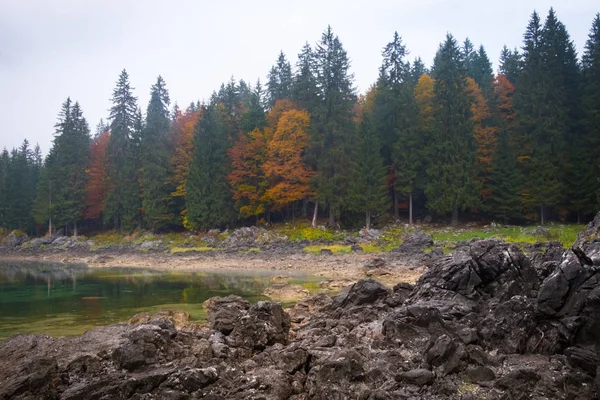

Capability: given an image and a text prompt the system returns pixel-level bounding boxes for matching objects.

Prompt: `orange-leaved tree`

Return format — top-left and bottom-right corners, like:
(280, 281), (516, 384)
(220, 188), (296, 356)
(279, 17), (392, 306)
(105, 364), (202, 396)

(465, 77), (498, 202)
(170, 107), (202, 222)
(84, 129), (111, 220)
(227, 127), (272, 218)
(263, 109), (314, 211)
(493, 74), (517, 147)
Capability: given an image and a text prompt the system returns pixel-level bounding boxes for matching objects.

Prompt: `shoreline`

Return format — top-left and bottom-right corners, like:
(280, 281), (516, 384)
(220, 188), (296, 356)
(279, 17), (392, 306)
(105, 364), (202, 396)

(0, 249), (427, 286)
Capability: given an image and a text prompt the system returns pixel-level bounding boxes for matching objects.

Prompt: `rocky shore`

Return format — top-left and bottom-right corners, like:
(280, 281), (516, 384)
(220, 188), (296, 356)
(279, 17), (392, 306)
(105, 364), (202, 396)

(1, 214), (600, 399)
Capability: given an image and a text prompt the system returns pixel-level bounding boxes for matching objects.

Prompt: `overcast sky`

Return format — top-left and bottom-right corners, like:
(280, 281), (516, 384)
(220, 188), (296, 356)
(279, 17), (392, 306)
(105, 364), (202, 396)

(0, 0), (598, 155)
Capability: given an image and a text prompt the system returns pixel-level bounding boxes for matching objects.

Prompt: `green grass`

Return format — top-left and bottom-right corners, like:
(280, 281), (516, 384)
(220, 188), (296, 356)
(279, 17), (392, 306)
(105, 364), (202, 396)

(272, 221), (347, 242)
(359, 243), (382, 253)
(303, 244), (352, 254)
(428, 224), (584, 248)
(170, 246), (224, 253)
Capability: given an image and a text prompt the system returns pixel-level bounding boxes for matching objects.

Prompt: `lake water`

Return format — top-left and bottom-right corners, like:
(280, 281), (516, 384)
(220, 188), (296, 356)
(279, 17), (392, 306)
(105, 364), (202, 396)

(0, 260), (323, 340)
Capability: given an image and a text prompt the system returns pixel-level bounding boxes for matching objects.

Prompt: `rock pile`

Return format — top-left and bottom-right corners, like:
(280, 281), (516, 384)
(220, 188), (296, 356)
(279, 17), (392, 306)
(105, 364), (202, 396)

(2, 213), (600, 399)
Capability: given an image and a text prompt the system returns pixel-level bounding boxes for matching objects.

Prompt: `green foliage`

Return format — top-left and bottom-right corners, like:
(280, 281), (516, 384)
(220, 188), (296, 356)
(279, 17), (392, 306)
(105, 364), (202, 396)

(185, 102), (234, 230)
(426, 34), (479, 224)
(104, 70), (142, 231)
(141, 76), (175, 232)
(488, 131), (523, 223)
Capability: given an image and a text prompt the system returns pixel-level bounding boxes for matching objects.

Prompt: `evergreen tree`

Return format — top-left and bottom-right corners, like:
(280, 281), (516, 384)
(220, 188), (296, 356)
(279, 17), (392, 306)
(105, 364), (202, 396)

(373, 31), (421, 223)
(470, 45), (495, 104)
(499, 45), (522, 84)
(348, 111), (389, 229)
(292, 43), (320, 118)
(104, 69), (141, 231)
(0, 148), (10, 228)
(577, 13), (600, 216)
(266, 51), (293, 107)
(141, 76), (173, 231)
(312, 26), (356, 225)
(185, 101), (234, 230)
(5, 141), (34, 231)
(488, 131), (522, 223)
(426, 34), (479, 225)
(240, 80), (266, 133)
(410, 57), (427, 86)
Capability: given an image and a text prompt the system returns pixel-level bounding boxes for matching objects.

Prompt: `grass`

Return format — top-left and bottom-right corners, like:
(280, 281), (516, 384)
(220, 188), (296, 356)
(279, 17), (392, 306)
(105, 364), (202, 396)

(303, 244), (352, 254)
(273, 221), (348, 242)
(427, 224), (585, 248)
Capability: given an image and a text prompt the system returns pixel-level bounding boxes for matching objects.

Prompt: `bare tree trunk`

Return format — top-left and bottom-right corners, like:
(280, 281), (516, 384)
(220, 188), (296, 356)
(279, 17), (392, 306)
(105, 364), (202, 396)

(393, 189), (399, 220)
(328, 204), (335, 227)
(577, 211), (581, 224)
(366, 210), (371, 230)
(73, 221), (78, 237)
(409, 192), (413, 225)
(302, 199), (308, 217)
(451, 203), (458, 227)
(312, 201), (319, 228)
(292, 202), (296, 224)
(540, 205), (544, 225)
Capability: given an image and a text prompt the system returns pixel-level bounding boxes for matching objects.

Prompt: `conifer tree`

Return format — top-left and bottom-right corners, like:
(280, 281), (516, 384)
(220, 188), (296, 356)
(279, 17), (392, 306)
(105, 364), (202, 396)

(185, 101), (234, 230)
(488, 131), (522, 223)
(267, 51), (293, 107)
(426, 34), (479, 225)
(141, 76), (173, 231)
(104, 69), (141, 231)
(0, 149), (9, 227)
(348, 110), (388, 229)
(312, 26), (356, 225)
(499, 46), (522, 84)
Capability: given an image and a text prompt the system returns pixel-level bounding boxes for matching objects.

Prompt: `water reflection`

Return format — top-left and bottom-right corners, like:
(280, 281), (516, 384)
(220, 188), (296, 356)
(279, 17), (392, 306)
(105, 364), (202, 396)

(0, 260), (320, 339)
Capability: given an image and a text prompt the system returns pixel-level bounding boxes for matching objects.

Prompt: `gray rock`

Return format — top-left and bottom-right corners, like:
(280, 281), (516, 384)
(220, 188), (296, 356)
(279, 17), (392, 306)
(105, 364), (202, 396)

(395, 369), (435, 386)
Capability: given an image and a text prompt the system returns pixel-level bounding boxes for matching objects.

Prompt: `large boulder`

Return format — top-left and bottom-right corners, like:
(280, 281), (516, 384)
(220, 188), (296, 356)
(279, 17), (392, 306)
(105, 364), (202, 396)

(2, 230), (28, 248)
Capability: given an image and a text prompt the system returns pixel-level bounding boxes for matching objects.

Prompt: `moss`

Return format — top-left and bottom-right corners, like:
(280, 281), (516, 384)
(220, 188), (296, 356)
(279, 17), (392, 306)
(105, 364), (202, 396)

(303, 245), (351, 254)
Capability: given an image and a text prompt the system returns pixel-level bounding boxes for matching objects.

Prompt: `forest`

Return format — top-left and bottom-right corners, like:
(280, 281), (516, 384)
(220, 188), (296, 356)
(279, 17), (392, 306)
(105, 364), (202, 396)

(0, 8), (599, 236)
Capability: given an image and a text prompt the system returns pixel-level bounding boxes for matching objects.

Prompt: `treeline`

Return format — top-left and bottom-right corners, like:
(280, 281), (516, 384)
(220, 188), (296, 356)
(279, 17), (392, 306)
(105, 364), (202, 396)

(1, 8), (599, 235)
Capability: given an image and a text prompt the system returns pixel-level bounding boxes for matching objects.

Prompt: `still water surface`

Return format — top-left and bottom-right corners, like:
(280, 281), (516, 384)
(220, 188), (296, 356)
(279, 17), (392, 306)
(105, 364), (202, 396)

(0, 260), (322, 340)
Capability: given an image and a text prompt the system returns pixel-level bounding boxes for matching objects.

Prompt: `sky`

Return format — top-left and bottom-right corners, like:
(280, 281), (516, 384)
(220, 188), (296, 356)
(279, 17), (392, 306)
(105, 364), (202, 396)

(0, 0), (598, 155)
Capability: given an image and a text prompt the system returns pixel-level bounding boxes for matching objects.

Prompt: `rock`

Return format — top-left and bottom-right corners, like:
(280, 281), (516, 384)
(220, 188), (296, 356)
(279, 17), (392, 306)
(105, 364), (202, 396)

(222, 226), (267, 248)
(363, 257), (392, 277)
(320, 248), (333, 255)
(565, 346), (600, 376)
(397, 230), (434, 253)
(331, 279), (390, 308)
(2, 230), (27, 247)
(395, 369), (435, 386)
(204, 295), (251, 335)
(263, 284), (310, 302)
(351, 243), (363, 252)
(287, 293), (333, 324)
(467, 366), (496, 382)
(359, 228), (381, 241)
(140, 240), (164, 250)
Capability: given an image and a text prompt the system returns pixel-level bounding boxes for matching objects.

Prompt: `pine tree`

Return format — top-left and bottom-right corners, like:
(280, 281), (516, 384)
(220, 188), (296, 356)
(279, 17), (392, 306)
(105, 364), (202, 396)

(104, 69), (141, 231)
(0, 148), (9, 227)
(141, 76), (173, 231)
(6, 140), (35, 231)
(488, 131), (522, 223)
(470, 45), (495, 104)
(312, 26), (356, 225)
(240, 80), (266, 133)
(348, 110), (389, 229)
(426, 34), (479, 225)
(185, 101), (234, 230)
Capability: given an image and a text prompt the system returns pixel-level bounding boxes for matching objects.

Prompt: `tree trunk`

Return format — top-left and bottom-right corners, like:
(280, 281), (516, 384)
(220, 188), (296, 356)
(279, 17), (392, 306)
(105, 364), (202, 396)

(577, 211), (581, 224)
(366, 210), (371, 230)
(328, 204), (335, 227)
(312, 201), (319, 228)
(302, 199), (308, 217)
(48, 216), (52, 237)
(73, 221), (78, 237)
(409, 192), (413, 225)
(540, 205), (544, 225)
(292, 202), (296, 224)
(451, 203), (458, 226)
(393, 189), (399, 220)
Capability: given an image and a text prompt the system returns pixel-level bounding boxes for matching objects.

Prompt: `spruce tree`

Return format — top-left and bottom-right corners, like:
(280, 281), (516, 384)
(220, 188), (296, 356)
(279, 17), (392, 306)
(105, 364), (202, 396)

(488, 131), (522, 223)
(425, 34), (479, 225)
(185, 101), (233, 230)
(266, 51), (293, 107)
(373, 31), (421, 223)
(0, 149), (9, 228)
(499, 46), (522, 84)
(240, 80), (266, 133)
(141, 76), (173, 231)
(104, 69), (141, 231)
(292, 43), (320, 115)
(312, 26), (356, 225)
(348, 111), (389, 229)
(580, 14), (600, 214)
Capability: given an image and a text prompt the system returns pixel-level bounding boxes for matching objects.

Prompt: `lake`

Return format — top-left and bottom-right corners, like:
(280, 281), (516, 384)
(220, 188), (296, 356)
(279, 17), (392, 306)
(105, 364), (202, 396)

(0, 260), (323, 340)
